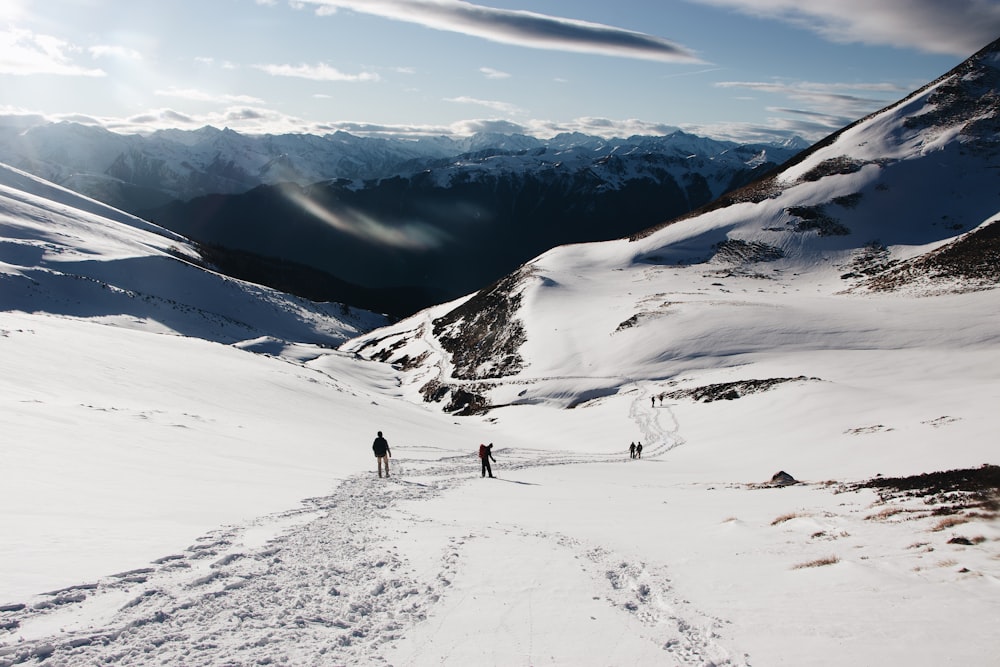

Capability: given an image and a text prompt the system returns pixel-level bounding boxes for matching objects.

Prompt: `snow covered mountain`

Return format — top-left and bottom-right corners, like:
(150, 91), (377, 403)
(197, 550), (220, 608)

(0, 163), (386, 346)
(1, 40), (998, 667)
(346, 37), (1000, 414)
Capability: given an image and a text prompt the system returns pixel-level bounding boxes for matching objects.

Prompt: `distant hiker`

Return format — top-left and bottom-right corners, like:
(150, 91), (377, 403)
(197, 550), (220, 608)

(636, 442), (643, 459)
(373, 431), (391, 478)
(651, 397), (655, 408)
(478, 443), (496, 478)
(629, 442), (636, 459)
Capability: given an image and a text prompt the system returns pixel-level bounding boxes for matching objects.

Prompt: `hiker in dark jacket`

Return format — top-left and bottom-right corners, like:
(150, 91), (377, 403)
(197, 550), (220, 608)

(478, 443), (496, 478)
(373, 431), (391, 478)
(629, 442), (636, 459)
(636, 442), (643, 459)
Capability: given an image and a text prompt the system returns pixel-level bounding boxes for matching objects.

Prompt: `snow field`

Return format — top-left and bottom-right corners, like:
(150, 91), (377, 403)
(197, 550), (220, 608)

(4, 52), (1000, 663)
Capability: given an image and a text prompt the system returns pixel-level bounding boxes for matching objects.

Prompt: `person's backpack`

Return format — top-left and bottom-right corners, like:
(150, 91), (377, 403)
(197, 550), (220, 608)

(478, 444), (487, 459)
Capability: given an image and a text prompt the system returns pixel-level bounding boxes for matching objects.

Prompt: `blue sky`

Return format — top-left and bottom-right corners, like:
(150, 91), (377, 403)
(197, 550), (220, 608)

(2, 0), (998, 142)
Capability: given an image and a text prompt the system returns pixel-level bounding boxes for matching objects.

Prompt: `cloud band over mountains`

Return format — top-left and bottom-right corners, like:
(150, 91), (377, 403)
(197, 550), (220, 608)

(690, 0), (1000, 56)
(307, 0), (701, 63)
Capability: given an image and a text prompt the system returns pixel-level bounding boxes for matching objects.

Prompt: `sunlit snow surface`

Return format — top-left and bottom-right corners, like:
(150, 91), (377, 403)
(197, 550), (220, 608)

(2, 69), (1000, 666)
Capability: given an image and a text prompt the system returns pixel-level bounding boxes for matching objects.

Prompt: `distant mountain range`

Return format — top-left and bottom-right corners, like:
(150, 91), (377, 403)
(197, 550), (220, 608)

(0, 121), (806, 316)
(0, 121), (807, 212)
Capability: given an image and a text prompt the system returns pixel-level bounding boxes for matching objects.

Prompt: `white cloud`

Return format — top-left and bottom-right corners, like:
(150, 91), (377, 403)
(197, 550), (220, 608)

(680, 119), (810, 144)
(154, 87), (266, 105)
(688, 0), (1000, 56)
(302, 0), (701, 63)
(522, 117), (682, 139)
(19, 103), (688, 142)
(445, 96), (524, 115)
(480, 67), (510, 79)
(323, 116), (685, 140)
(89, 45), (143, 61)
(715, 79), (903, 130)
(0, 0), (26, 21)
(0, 27), (105, 76)
(254, 62), (380, 82)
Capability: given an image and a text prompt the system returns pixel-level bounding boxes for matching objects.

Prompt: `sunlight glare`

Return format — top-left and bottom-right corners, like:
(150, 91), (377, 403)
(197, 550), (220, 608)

(282, 186), (450, 250)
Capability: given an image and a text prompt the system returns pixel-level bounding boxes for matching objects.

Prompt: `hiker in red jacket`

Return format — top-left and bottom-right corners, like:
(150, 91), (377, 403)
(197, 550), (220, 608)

(478, 443), (496, 478)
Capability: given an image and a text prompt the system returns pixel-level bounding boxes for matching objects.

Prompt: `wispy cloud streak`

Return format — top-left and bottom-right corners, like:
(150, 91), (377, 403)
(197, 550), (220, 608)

(689, 0), (1000, 56)
(254, 62), (380, 82)
(480, 67), (510, 79)
(306, 0), (700, 63)
(155, 87), (266, 105)
(89, 45), (143, 61)
(715, 79), (902, 124)
(445, 96), (524, 115)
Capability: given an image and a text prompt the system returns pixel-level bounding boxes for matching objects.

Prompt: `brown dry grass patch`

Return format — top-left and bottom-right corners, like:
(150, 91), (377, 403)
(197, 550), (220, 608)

(792, 556), (840, 569)
(771, 512), (804, 526)
(932, 516), (970, 532)
(867, 506), (906, 521)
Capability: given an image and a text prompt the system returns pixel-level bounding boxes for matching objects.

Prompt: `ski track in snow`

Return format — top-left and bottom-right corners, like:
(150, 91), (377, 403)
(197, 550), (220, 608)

(628, 383), (686, 459)
(0, 398), (744, 666)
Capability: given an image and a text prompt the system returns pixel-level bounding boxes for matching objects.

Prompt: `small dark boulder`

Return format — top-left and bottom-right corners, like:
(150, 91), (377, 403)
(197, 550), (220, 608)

(771, 471), (798, 486)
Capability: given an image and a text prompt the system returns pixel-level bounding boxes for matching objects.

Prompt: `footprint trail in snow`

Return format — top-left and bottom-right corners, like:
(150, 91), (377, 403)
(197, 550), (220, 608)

(1, 414), (745, 666)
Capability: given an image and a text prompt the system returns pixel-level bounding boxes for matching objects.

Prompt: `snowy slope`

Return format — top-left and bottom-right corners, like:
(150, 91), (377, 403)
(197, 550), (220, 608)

(2, 43), (999, 667)
(0, 163), (422, 600)
(0, 163), (384, 345)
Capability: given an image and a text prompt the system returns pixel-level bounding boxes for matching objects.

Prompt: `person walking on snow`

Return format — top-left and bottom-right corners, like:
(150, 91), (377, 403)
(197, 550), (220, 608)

(629, 442), (636, 459)
(479, 443), (496, 478)
(373, 431), (391, 478)
(636, 442), (643, 459)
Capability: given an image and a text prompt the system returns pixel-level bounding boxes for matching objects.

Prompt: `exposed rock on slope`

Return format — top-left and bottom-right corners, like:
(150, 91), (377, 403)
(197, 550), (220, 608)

(855, 218), (1000, 293)
(431, 269), (528, 381)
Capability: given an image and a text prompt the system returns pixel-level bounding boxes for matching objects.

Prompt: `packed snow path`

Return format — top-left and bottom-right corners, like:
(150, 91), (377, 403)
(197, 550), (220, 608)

(0, 433), (746, 666)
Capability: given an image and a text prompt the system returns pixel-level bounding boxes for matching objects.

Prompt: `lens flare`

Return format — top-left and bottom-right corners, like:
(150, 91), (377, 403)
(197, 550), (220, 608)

(282, 186), (450, 250)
